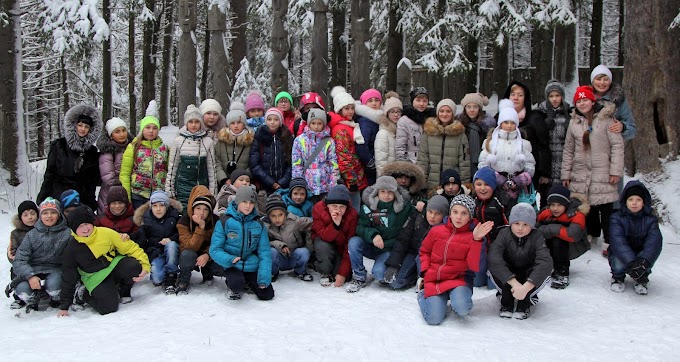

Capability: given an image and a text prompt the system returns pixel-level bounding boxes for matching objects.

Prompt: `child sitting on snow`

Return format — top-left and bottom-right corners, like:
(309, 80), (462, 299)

(95, 181), (139, 239)
(275, 177), (314, 217)
(5, 201), (39, 309)
(215, 169), (252, 215)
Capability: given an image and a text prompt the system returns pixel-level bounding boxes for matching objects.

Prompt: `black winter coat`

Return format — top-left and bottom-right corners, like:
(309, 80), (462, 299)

(249, 125), (293, 193)
(385, 209), (434, 268)
(488, 227), (553, 285)
(474, 194), (509, 242)
(132, 199), (182, 260)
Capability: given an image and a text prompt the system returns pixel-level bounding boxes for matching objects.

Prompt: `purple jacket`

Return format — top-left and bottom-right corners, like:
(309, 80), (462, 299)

(96, 133), (133, 214)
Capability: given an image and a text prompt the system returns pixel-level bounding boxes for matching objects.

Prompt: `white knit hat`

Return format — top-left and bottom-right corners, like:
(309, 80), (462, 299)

(590, 65), (613, 83)
(331, 86), (355, 113)
(436, 99), (456, 114)
(200, 99), (222, 115)
(184, 104), (203, 126)
(105, 117), (127, 137)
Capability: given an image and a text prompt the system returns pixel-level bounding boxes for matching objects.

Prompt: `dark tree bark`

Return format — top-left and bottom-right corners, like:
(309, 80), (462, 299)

(554, 23), (577, 84)
(385, 2), (402, 92)
(178, 0), (197, 118)
(102, 0), (112, 122)
(0, 0), (22, 185)
(231, 0), (247, 80)
(624, 0), (680, 174)
(129, 2), (137, 134)
(208, 3), (230, 111)
(492, 41), (509, 98)
(590, 0), (603, 67)
(311, 0), (329, 105)
(271, 0), (289, 96)
(142, 0), (158, 118)
(35, 62), (45, 158)
(464, 37), (478, 93)
(200, 26), (210, 101)
(350, 0), (370, 98)
(331, 7), (347, 87)
(618, 0), (625, 65)
(60, 55), (68, 137)
(532, 26), (553, 97)
(159, 0), (174, 126)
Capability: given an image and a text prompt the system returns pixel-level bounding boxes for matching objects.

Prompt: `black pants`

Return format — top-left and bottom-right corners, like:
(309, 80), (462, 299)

(492, 267), (537, 310)
(178, 250), (223, 284)
(537, 182), (551, 210)
(546, 237), (570, 274)
(83, 257), (142, 315)
(586, 203), (614, 244)
(313, 238), (343, 276)
(223, 268), (274, 300)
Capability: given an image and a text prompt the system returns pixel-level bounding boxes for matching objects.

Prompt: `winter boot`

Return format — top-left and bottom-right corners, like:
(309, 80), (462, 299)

(513, 300), (531, 320)
(175, 282), (189, 295)
(163, 273), (177, 295)
(10, 300), (25, 310)
(499, 305), (513, 319)
(70, 283), (87, 311)
(26, 289), (50, 313)
(610, 276), (625, 293)
(294, 272), (313, 282)
(634, 283), (648, 295)
(346, 276), (370, 293)
(228, 289), (242, 300)
(551, 267), (570, 289)
(119, 284), (133, 304)
(320, 274), (335, 287)
(201, 267), (214, 286)
(4, 283), (13, 298)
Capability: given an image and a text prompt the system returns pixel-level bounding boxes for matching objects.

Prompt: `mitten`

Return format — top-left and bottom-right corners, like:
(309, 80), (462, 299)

(511, 172), (533, 188)
(626, 258), (651, 281)
(383, 267), (398, 284)
(538, 224), (561, 239)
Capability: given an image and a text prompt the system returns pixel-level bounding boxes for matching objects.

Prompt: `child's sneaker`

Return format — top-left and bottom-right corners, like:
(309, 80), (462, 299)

(499, 306), (513, 318)
(346, 278), (369, 293)
(228, 289), (242, 300)
(634, 283), (648, 295)
(294, 272), (313, 282)
(551, 275), (570, 289)
(10, 300), (25, 310)
(70, 282), (87, 311)
(163, 274), (177, 294)
(513, 305), (531, 320)
(610, 277), (625, 293)
(175, 282), (189, 295)
(320, 274), (335, 287)
(120, 296), (133, 304)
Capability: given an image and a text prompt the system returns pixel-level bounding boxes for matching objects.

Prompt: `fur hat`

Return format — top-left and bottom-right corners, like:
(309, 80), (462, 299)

(450, 194), (476, 215)
(307, 108), (327, 127)
(275, 91), (294, 106)
(107, 180), (129, 205)
(331, 86), (355, 113)
(544, 79), (566, 99)
(39, 197), (61, 215)
(59, 190), (81, 210)
(234, 185), (257, 205)
(66, 205), (95, 232)
(460, 93), (489, 109)
(18, 200), (39, 217)
(184, 104), (203, 126)
(245, 91), (266, 113)
(509, 203), (537, 228)
(410, 87), (428, 101)
(325, 185), (350, 206)
(230, 169), (252, 184)
(383, 96), (403, 116)
(440, 168), (461, 186)
(374, 176), (399, 193)
(200, 99), (222, 115)
(436, 99), (456, 115)
(474, 167), (497, 190)
(360, 89), (382, 105)
(105, 118), (127, 137)
(427, 195), (449, 215)
(139, 115), (160, 131)
(149, 190), (170, 206)
(546, 185), (571, 208)
(264, 107), (284, 126)
(574, 86), (596, 103)
(265, 194), (287, 215)
(590, 64), (613, 83)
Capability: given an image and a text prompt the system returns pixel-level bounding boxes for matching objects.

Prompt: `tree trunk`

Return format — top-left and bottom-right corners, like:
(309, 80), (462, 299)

(231, 0), (248, 80)
(554, 23), (577, 84)
(0, 0), (22, 185)
(271, 0), (289, 96)
(160, 0), (174, 126)
(200, 27), (210, 101)
(178, 0), (197, 118)
(142, 0), (158, 118)
(331, 7), (347, 87)
(129, 2), (137, 135)
(311, 0), (329, 105)
(60, 55), (68, 137)
(385, 2), (402, 92)
(208, 3), (230, 111)
(532, 26), (553, 95)
(35, 62), (45, 158)
(590, 0), (603, 67)
(102, 0), (112, 122)
(624, 0), (680, 174)
(350, 0), (370, 98)
(464, 38), (478, 93)
(618, 0), (625, 65)
(492, 41), (509, 98)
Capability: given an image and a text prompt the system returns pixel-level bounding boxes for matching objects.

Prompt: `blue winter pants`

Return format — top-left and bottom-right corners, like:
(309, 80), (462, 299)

(388, 253), (418, 289)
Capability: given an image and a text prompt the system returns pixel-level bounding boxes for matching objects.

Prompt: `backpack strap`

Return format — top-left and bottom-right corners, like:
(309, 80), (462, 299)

(293, 119), (302, 136)
(303, 137), (331, 173)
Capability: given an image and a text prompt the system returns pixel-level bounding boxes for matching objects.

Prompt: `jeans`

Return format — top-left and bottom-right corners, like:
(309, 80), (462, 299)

(150, 241), (179, 284)
(271, 247), (311, 275)
(417, 286), (473, 325)
(389, 253), (418, 289)
(348, 236), (390, 282)
(473, 241), (493, 288)
(15, 271), (62, 302)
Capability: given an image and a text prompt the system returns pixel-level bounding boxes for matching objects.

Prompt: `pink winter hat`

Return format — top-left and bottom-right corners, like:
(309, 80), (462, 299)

(264, 107), (283, 125)
(360, 88), (382, 105)
(245, 91), (266, 113)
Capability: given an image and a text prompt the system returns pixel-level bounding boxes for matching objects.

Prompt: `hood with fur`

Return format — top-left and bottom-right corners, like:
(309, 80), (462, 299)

(96, 131), (134, 155)
(378, 114), (397, 136)
(598, 83), (626, 106)
(423, 117), (466, 137)
(361, 183), (411, 213)
(206, 114), (228, 134)
(64, 104), (103, 152)
(12, 214), (33, 231)
(133, 198), (184, 226)
(503, 80), (533, 111)
(379, 161), (427, 194)
(216, 127), (254, 146)
(569, 192), (591, 216)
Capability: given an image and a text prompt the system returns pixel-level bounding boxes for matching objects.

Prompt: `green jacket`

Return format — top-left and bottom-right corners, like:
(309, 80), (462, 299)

(357, 187), (413, 252)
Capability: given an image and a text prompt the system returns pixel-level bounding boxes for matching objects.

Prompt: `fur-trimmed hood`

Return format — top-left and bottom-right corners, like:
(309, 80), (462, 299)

(96, 132), (134, 155)
(379, 161), (427, 194)
(12, 214), (33, 231)
(361, 183), (411, 213)
(206, 114), (228, 134)
(378, 114), (397, 136)
(423, 117), (466, 137)
(354, 101), (383, 124)
(133, 198), (184, 226)
(216, 127), (254, 146)
(64, 104), (102, 152)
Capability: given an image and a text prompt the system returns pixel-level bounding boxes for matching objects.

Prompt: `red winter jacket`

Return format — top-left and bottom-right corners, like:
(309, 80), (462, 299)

(311, 200), (358, 277)
(419, 219), (482, 298)
(536, 208), (586, 243)
(94, 202), (138, 235)
(328, 112), (367, 192)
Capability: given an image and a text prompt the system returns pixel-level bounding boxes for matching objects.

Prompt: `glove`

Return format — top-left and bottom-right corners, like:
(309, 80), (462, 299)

(383, 267), (398, 284)
(4, 283), (13, 298)
(538, 224), (561, 239)
(626, 258), (651, 281)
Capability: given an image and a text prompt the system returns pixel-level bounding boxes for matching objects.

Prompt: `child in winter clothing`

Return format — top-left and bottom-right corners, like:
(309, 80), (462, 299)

(471, 167), (509, 287)
(265, 195), (314, 281)
(244, 91), (267, 131)
(275, 91), (299, 136)
(249, 107), (293, 194)
(537, 80), (572, 208)
(456, 93), (496, 181)
(200, 98), (227, 140)
(608, 181), (662, 295)
(328, 87), (368, 209)
(5, 201), (39, 309)
(275, 177), (314, 217)
(395, 87), (436, 164)
(215, 169), (252, 215)
(488, 203), (553, 320)
(418, 98), (471, 189)
(166, 104), (217, 208)
(133, 190), (181, 288)
(418, 195), (493, 325)
(312, 185), (357, 288)
(291, 109), (339, 203)
(215, 106), (254, 187)
(384, 195), (448, 290)
(58, 205), (150, 316)
(97, 117), (134, 215)
(291, 91), (326, 137)
(210, 186), (275, 300)
(354, 88), (384, 184)
(432, 168), (466, 204)
(561, 86), (624, 256)
(95, 181), (139, 238)
(478, 99), (536, 210)
(347, 176), (414, 293)
(375, 94), (403, 176)
(119, 115), (169, 209)
(38, 104), (102, 210)
(8, 199), (71, 311)
(536, 185), (589, 289)
(176, 185), (219, 294)
(380, 160), (427, 211)
(60, 189), (82, 217)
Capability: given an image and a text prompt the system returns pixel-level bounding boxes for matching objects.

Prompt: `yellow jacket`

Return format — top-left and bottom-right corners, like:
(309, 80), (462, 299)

(73, 226), (151, 272)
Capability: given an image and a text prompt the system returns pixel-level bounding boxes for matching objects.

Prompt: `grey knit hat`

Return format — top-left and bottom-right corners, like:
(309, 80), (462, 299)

(544, 79), (566, 99)
(427, 195), (450, 215)
(325, 185), (350, 206)
(374, 176), (399, 193)
(234, 185), (257, 205)
(307, 108), (327, 127)
(450, 194), (476, 215)
(226, 109), (247, 127)
(509, 203), (537, 228)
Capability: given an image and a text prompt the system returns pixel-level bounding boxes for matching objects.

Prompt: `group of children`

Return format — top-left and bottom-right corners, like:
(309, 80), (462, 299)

(5, 68), (662, 325)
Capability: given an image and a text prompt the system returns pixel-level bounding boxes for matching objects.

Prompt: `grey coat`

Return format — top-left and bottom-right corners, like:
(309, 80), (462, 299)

(12, 216), (72, 280)
(488, 227), (553, 285)
(265, 214), (313, 253)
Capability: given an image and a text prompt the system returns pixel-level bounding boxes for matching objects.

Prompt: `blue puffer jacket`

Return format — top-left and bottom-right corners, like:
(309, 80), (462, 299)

(210, 202), (272, 286)
(249, 125), (293, 193)
(355, 115), (379, 184)
(609, 180), (662, 267)
(275, 188), (313, 217)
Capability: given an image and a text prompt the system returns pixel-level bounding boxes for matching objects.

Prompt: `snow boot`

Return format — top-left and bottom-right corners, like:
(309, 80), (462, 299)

(610, 277), (625, 293)
(513, 301), (531, 320)
(551, 274), (570, 289)
(320, 274), (335, 287)
(163, 273), (177, 295)
(228, 289), (242, 300)
(346, 277), (370, 293)
(175, 282), (189, 295)
(634, 283), (648, 295)
(119, 284), (133, 304)
(499, 305), (513, 319)
(70, 283), (87, 311)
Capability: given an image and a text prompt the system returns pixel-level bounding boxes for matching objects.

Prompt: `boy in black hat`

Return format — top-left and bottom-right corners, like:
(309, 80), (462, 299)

(433, 168), (465, 203)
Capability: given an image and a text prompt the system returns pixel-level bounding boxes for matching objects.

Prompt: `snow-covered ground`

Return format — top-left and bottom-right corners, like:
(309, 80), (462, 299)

(1, 155), (678, 361)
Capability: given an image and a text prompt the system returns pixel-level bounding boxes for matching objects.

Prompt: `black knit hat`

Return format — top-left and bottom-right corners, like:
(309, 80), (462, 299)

(546, 185), (571, 208)
(78, 114), (94, 127)
(266, 194), (288, 215)
(440, 169), (461, 186)
(18, 200), (39, 216)
(624, 185), (646, 202)
(230, 169), (252, 184)
(67, 205), (96, 232)
(289, 177), (309, 193)
(410, 87), (428, 101)
(107, 180), (129, 205)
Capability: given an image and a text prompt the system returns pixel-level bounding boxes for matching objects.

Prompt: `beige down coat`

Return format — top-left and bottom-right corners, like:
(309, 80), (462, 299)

(417, 117), (471, 190)
(375, 115), (397, 176)
(561, 103), (624, 206)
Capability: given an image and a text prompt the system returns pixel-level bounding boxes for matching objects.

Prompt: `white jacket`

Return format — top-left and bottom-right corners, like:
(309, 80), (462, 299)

(478, 129), (535, 176)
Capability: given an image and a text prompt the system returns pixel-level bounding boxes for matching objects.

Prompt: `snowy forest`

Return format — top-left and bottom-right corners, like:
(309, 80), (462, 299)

(0, 0), (679, 191)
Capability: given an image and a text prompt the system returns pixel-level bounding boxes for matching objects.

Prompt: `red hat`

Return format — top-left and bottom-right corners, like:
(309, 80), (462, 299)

(573, 86), (596, 103)
(299, 92), (326, 111)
